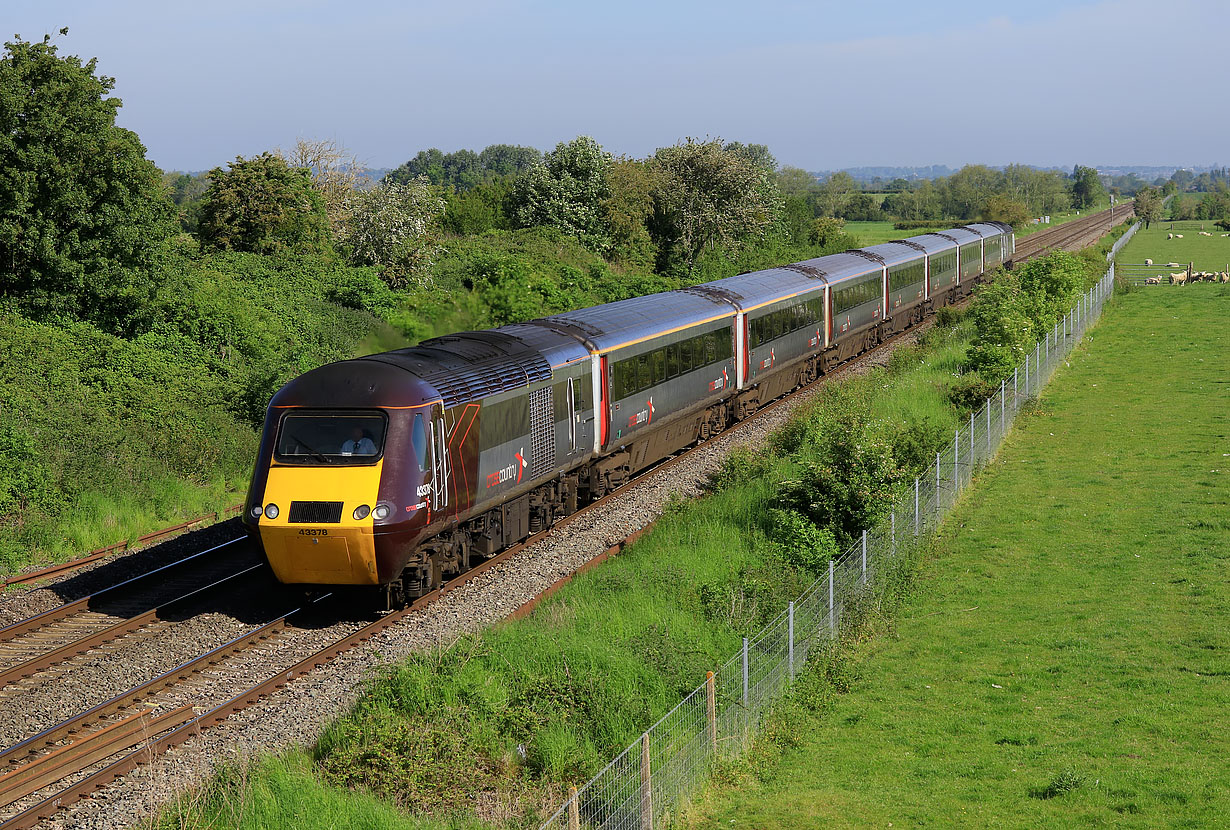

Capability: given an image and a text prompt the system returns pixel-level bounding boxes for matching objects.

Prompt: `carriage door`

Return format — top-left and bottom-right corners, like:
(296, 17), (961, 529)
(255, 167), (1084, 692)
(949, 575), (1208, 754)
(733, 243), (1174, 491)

(566, 377), (577, 452)
(430, 408), (450, 513)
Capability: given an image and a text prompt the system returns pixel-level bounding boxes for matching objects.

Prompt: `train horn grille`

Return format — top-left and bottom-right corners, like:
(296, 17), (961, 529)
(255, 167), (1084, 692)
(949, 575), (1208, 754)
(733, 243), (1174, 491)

(288, 501), (344, 524)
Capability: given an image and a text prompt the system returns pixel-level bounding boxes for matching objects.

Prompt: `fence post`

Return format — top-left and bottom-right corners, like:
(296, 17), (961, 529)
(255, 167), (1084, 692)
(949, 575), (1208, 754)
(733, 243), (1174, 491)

(828, 560), (836, 638)
(914, 478), (920, 536)
(861, 531), (867, 584)
(640, 733), (653, 830)
(891, 509), (896, 556)
(741, 638), (749, 705)
(1000, 380), (1006, 426)
(1035, 342), (1041, 391)
(954, 429), (960, 492)
(788, 603), (795, 680)
(935, 452), (941, 519)
(706, 671), (717, 752)
(969, 410), (974, 465)
(1024, 353), (1029, 398)
(985, 399), (991, 456)
(1013, 367), (1018, 409)
(568, 786), (580, 830)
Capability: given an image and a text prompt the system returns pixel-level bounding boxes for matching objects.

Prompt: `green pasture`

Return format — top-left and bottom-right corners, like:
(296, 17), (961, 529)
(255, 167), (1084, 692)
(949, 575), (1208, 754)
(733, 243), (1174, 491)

(1117, 219), (1230, 272)
(687, 284), (1230, 828)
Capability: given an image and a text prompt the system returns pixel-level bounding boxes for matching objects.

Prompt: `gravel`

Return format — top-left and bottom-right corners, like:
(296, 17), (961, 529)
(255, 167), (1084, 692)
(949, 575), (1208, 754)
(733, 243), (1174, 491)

(2, 323), (935, 830)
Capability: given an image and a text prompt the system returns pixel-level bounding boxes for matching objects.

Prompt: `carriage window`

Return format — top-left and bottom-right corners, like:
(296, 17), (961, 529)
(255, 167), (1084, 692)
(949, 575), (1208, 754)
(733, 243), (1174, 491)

(716, 326), (733, 361)
(637, 353), (651, 390)
(680, 339), (693, 372)
(652, 349), (666, 385)
(666, 344), (679, 378)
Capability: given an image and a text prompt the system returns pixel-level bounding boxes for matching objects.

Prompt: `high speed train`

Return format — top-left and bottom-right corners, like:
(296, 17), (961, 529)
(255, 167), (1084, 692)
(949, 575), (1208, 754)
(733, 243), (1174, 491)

(243, 222), (1013, 604)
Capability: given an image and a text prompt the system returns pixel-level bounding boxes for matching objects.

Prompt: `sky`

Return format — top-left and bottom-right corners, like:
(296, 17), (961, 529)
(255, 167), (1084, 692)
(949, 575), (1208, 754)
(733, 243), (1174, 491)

(6, 0), (1224, 173)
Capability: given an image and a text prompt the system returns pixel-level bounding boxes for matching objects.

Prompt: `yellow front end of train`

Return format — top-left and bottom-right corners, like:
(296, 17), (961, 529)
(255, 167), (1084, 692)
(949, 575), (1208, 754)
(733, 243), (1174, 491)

(256, 461), (384, 585)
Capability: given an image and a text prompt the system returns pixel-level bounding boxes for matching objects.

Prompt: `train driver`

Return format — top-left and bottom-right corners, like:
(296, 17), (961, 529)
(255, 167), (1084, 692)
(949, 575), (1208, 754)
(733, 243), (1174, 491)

(341, 426), (377, 456)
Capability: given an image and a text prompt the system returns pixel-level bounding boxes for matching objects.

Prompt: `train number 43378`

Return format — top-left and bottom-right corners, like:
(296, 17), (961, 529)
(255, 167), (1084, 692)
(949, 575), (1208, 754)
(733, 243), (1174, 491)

(297, 529), (328, 536)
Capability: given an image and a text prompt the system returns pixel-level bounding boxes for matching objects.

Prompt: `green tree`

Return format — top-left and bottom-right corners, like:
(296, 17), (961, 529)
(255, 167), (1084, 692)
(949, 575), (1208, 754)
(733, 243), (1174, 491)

(1133, 187), (1163, 228)
(1070, 165), (1105, 210)
(813, 171), (856, 218)
(198, 152), (333, 255)
(776, 166), (819, 200)
(981, 194), (1030, 227)
(602, 158), (657, 267)
(647, 138), (781, 273)
(512, 136), (613, 251)
(0, 32), (175, 326)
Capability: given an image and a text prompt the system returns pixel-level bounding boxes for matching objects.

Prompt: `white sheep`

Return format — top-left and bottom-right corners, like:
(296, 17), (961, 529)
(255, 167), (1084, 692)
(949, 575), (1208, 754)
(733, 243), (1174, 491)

(1200, 231), (1213, 236)
(1176, 233), (1184, 238)
(1144, 258), (1153, 265)
(1145, 277), (1160, 285)
(1171, 272), (1188, 285)
(1168, 233), (1174, 239)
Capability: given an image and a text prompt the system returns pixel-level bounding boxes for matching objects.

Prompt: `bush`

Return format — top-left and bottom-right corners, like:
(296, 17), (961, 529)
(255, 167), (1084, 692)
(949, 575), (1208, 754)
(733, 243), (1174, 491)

(945, 373), (998, 415)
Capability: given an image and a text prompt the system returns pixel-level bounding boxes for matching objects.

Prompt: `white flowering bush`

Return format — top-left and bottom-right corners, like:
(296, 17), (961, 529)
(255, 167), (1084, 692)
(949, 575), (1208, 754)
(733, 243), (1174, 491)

(342, 177), (445, 288)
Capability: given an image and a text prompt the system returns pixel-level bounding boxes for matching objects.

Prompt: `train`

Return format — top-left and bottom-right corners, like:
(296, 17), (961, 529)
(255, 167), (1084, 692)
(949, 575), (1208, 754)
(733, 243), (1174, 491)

(242, 221), (1014, 604)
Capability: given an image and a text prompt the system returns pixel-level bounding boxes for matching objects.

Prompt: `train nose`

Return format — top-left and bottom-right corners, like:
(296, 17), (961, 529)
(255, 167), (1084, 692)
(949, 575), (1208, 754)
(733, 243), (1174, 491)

(255, 466), (383, 586)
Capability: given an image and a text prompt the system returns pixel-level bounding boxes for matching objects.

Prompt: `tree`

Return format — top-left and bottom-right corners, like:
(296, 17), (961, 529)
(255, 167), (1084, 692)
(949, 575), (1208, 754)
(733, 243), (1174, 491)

(1070, 165), (1104, 210)
(198, 152), (333, 255)
(981, 194), (1030, 227)
(840, 192), (883, 221)
(776, 166), (818, 199)
(0, 31), (175, 325)
(478, 144), (541, 178)
(512, 136), (613, 251)
(722, 141), (777, 175)
(342, 177), (444, 287)
(1133, 187), (1163, 228)
(278, 138), (366, 238)
(813, 171), (856, 218)
(647, 138), (781, 273)
(602, 158), (657, 267)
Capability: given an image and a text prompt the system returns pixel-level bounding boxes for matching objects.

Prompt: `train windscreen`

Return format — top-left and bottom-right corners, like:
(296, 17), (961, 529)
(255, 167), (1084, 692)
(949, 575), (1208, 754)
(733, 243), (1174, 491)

(275, 412), (387, 464)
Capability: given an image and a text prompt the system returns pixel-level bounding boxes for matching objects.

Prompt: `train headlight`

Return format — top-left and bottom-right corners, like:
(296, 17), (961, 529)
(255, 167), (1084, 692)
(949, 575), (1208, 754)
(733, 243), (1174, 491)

(372, 503), (392, 521)
(353, 504), (371, 520)
(264, 503), (279, 520)
(249, 505), (262, 519)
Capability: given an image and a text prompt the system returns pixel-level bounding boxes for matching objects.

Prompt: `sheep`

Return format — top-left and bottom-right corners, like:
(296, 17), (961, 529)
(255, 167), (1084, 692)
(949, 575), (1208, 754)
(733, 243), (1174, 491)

(1145, 277), (1160, 285)
(1221, 233), (1229, 237)
(1175, 233), (1184, 238)
(1170, 272), (1188, 285)
(1222, 273), (1230, 283)
(1168, 233), (1174, 239)
(1167, 262), (1183, 267)
(1199, 231), (1213, 236)
(1144, 258), (1153, 265)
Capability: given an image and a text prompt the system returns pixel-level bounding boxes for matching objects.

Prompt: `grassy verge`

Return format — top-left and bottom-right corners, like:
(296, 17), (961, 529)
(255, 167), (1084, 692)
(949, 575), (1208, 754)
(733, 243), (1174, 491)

(1117, 219), (1230, 271)
(157, 310), (992, 830)
(685, 283), (1230, 828)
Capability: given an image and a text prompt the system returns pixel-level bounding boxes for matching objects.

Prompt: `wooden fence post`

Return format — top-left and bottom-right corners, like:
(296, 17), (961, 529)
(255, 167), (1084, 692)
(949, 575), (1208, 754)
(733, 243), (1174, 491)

(568, 786), (580, 830)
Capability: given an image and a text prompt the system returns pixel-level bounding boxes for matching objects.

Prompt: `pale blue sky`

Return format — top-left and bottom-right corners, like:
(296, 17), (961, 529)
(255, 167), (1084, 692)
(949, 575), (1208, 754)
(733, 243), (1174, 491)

(7, 0), (1222, 172)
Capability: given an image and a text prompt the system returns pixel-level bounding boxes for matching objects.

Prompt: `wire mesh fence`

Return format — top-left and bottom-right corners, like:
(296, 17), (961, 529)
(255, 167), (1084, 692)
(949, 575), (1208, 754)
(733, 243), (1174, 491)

(542, 268), (1117, 830)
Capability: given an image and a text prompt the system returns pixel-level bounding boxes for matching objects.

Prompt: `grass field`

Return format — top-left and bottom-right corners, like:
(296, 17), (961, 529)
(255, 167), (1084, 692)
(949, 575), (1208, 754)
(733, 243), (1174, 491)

(1117, 220), (1230, 272)
(687, 284), (1230, 828)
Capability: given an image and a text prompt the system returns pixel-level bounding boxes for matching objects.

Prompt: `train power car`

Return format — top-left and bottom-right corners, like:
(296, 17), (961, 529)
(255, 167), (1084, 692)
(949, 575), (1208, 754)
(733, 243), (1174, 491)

(243, 222), (1014, 603)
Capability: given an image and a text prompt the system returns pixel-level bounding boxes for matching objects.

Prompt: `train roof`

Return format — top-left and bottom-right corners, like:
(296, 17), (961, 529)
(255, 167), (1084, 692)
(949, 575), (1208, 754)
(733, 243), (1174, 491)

(963, 222), (1011, 238)
(361, 328), (564, 408)
(930, 226), (983, 246)
(532, 290), (735, 353)
(858, 241), (926, 268)
(796, 251), (883, 287)
(897, 232), (956, 254)
(687, 266), (827, 311)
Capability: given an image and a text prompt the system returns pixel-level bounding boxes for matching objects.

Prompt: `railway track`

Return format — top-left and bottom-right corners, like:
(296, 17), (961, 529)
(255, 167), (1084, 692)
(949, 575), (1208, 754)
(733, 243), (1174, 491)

(0, 210), (1134, 827)
(0, 308), (943, 829)
(1013, 202), (1133, 263)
